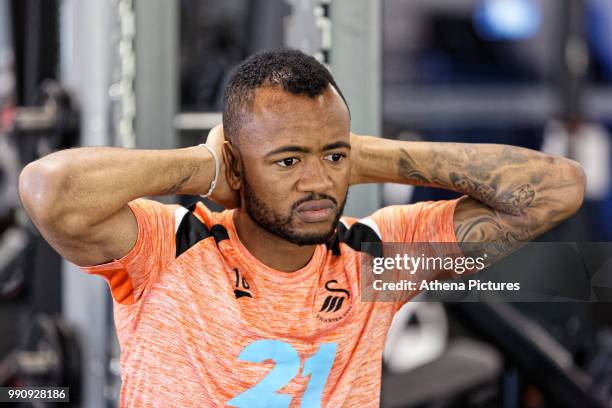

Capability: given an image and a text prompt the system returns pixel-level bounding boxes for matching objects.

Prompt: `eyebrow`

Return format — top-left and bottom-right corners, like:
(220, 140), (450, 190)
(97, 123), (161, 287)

(265, 141), (351, 157)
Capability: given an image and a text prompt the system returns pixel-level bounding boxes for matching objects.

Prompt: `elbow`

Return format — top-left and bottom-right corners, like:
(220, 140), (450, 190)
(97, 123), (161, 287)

(561, 159), (586, 216)
(19, 159), (68, 226)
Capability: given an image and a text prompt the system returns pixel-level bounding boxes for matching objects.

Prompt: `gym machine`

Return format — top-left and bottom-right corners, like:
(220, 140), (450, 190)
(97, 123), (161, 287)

(0, 2), (83, 399)
(0, 315), (81, 405)
(449, 302), (611, 408)
(0, 76), (82, 406)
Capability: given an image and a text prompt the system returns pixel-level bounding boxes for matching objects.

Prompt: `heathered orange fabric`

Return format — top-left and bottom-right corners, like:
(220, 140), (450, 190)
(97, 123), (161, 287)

(80, 197), (460, 407)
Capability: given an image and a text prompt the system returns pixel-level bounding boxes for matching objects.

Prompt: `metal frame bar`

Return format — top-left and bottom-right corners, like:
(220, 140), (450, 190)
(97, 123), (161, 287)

(59, 1), (115, 407)
(134, 0), (178, 150)
(330, 0), (382, 218)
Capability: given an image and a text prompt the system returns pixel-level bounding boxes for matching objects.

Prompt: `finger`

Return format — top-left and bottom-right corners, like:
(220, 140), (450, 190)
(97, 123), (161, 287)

(204, 123), (223, 143)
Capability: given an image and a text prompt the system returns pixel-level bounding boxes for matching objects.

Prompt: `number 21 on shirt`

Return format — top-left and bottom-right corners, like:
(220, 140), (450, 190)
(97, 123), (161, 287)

(227, 340), (337, 408)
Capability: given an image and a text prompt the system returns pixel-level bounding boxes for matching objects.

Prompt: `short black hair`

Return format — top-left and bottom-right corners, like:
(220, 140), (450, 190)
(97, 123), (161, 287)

(222, 48), (349, 144)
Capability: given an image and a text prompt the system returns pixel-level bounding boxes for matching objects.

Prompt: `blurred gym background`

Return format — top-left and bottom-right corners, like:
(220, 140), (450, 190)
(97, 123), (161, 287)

(0, 0), (611, 406)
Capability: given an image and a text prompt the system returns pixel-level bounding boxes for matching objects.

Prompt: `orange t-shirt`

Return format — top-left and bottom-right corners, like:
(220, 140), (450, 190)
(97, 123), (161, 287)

(80, 198), (460, 407)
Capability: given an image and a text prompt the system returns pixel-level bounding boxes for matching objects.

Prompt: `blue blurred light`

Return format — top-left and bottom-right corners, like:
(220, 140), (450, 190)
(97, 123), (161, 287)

(474, 0), (542, 41)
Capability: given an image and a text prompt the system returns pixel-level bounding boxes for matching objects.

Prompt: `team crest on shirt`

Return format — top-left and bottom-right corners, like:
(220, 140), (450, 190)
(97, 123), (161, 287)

(232, 268), (252, 299)
(316, 280), (352, 323)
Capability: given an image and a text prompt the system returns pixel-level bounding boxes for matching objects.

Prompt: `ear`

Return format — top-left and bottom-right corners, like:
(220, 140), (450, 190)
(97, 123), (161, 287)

(223, 141), (242, 190)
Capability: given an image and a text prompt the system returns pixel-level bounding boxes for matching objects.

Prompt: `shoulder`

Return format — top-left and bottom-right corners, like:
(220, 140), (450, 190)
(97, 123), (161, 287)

(324, 216), (383, 256)
(173, 201), (232, 257)
(345, 199), (461, 243)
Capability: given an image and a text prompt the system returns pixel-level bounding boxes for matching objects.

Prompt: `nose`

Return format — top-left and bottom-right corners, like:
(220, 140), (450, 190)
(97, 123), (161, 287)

(296, 157), (334, 193)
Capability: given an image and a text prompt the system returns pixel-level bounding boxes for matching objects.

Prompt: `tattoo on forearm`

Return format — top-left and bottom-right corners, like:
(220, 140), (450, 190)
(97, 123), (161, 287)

(449, 173), (497, 204)
(395, 142), (579, 266)
(450, 173), (536, 216)
(441, 145), (529, 181)
(497, 184), (535, 215)
(399, 145), (539, 217)
(454, 198), (533, 265)
(166, 174), (191, 194)
(398, 148), (433, 185)
(447, 148), (547, 263)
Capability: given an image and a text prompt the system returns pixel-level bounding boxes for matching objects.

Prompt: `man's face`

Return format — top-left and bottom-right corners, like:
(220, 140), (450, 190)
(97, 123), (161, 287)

(237, 85), (351, 245)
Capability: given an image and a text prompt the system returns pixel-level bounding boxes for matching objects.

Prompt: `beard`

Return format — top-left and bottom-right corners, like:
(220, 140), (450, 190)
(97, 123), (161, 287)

(243, 177), (347, 246)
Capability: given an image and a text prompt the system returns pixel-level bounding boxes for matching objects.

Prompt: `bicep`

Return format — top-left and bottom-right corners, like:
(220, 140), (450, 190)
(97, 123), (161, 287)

(39, 204), (138, 267)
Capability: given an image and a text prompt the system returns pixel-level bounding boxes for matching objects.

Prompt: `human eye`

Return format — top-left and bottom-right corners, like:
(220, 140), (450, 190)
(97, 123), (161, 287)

(324, 153), (346, 163)
(276, 157), (300, 168)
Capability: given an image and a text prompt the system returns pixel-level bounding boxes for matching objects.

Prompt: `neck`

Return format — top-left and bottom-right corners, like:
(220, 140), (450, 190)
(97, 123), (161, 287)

(232, 210), (317, 272)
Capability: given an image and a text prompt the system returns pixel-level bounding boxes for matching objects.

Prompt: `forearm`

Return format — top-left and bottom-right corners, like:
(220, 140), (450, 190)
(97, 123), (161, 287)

(19, 146), (214, 227)
(352, 134), (585, 216)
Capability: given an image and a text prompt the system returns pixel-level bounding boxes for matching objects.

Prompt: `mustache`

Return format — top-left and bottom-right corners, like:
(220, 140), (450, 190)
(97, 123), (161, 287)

(291, 193), (338, 212)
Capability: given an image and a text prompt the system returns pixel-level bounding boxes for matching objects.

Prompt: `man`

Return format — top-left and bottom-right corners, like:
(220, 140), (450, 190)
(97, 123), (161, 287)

(19, 49), (584, 407)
